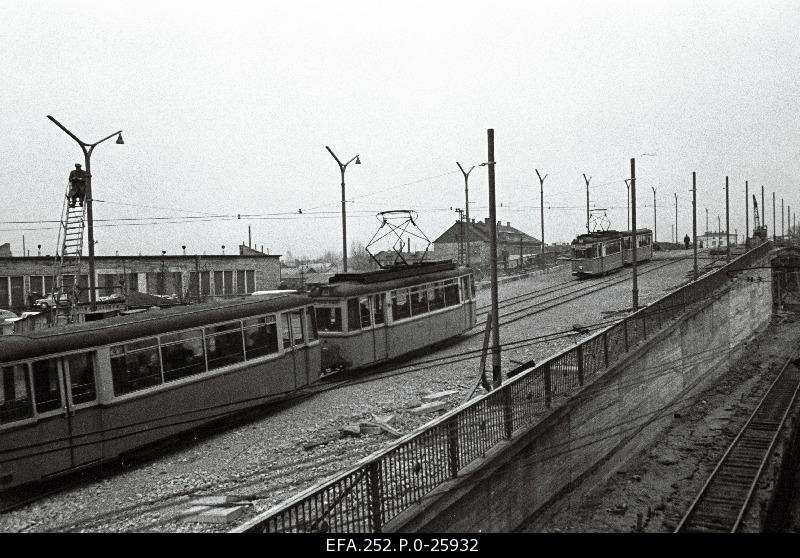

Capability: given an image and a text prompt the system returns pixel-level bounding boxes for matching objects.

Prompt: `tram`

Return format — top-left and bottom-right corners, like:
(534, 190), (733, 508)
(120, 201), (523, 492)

(571, 228), (653, 277)
(0, 293), (319, 490)
(309, 261), (476, 372)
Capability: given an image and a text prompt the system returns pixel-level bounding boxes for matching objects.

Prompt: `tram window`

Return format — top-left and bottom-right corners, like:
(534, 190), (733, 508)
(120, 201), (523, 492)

(1, 364), (33, 425)
(31, 359), (61, 414)
(282, 314), (292, 349)
(392, 289), (411, 321)
(359, 297), (372, 328)
(410, 287), (429, 316)
(244, 315), (279, 358)
(347, 298), (361, 331)
(315, 306), (343, 332)
(161, 329), (206, 382)
(306, 307), (318, 341)
(290, 310), (305, 346)
(622, 237), (631, 249)
(205, 322), (244, 370)
(639, 234), (651, 246)
(110, 339), (162, 396)
(444, 280), (460, 306)
(372, 294), (385, 325)
(429, 283), (446, 311)
(67, 352), (96, 404)
(606, 241), (621, 255)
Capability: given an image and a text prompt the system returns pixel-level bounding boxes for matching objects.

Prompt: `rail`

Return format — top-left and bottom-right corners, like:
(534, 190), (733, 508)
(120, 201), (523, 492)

(234, 242), (774, 533)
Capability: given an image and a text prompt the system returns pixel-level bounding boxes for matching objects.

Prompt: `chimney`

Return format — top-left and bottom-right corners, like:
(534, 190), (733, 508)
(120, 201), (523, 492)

(497, 221), (501, 228)
(484, 217), (490, 224)
(506, 221), (510, 227)
(472, 218), (475, 223)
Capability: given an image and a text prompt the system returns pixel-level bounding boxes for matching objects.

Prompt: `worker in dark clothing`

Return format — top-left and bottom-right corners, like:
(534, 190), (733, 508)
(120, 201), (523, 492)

(68, 163), (88, 207)
(684, 234), (691, 250)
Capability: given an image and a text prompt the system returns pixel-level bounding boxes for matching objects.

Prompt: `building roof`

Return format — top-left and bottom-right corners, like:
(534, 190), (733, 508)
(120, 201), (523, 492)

(432, 219), (541, 245)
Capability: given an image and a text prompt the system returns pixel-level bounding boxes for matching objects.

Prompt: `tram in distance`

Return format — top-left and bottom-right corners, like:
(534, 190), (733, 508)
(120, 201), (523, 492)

(0, 262), (475, 490)
(571, 228), (653, 277)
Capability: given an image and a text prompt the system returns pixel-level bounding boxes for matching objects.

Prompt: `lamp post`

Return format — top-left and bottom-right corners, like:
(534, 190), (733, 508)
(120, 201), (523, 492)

(47, 115), (123, 310)
(456, 162), (476, 266)
(325, 146), (360, 273)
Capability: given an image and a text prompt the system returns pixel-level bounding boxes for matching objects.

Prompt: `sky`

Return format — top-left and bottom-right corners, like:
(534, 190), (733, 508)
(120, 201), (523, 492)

(2, 0), (799, 260)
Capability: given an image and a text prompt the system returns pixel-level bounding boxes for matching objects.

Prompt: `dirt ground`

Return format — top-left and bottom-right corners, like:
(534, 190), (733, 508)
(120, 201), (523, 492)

(528, 309), (800, 533)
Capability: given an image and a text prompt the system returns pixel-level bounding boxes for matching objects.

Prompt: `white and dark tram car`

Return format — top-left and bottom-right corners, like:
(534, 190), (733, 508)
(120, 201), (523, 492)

(0, 263), (476, 490)
(309, 261), (476, 372)
(571, 228), (653, 277)
(0, 293), (320, 490)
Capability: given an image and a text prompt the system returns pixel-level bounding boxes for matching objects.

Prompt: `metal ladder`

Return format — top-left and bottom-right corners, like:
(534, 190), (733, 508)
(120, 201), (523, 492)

(52, 187), (87, 322)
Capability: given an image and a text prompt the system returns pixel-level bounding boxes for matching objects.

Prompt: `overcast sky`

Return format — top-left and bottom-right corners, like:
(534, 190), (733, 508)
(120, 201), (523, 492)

(2, 0), (799, 259)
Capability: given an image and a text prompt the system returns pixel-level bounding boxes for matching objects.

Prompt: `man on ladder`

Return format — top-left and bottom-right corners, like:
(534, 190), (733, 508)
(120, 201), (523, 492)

(67, 163), (88, 207)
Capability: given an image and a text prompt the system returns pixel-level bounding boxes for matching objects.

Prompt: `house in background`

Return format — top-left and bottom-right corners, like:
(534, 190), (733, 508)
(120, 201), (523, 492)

(432, 218), (542, 268)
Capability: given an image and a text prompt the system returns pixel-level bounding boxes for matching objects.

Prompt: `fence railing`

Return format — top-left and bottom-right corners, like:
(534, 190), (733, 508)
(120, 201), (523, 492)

(235, 242), (773, 533)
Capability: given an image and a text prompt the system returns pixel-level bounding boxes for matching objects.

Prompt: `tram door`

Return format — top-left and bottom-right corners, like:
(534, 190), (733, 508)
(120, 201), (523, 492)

(62, 352), (102, 468)
(29, 358), (73, 478)
(282, 310), (308, 388)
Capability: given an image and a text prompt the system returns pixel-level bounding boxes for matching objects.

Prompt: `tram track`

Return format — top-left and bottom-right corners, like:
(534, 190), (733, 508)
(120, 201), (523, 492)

(675, 351), (800, 532)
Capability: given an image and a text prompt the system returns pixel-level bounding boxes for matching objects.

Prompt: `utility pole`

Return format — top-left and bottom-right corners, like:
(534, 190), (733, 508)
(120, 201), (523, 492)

(325, 146), (361, 273)
(773, 191), (776, 241)
(487, 129), (501, 387)
(782, 198), (785, 238)
(745, 180), (749, 248)
(651, 186), (657, 243)
(631, 158), (639, 310)
(535, 169), (547, 255)
(725, 176), (730, 262)
(706, 208), (709, 239)
(674, 193), (678, 245)
(692, 172), (698, 280)
(453, 208), (465, 264)
(456, 162), (476, 266)
(762, 185), (765, 237)
(583, 174), (591, 233)
(626, 180), (631, 230)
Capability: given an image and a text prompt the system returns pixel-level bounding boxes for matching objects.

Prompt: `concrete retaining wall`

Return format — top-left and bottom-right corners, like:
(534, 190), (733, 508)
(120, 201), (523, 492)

(387, 258), (773, 532)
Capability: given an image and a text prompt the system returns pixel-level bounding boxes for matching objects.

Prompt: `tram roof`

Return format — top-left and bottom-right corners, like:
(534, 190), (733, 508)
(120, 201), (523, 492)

(0, 293), (311, 363)
(310, 262), (470, 298)
(572, 228), (652, 244)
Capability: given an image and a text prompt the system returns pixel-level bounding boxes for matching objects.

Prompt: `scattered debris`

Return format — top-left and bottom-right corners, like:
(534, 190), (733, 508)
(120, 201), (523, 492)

(421, 390), (458, 403)
(407, 401), (447, 415)
(607, 503), (628, 515)
(340, 425), (362, 437)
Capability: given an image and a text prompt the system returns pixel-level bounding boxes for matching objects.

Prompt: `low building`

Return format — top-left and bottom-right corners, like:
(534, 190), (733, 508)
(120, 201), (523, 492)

(698, 231), (738, 249)
(432, 218), (542, 268)
(0, 244), (281, 313)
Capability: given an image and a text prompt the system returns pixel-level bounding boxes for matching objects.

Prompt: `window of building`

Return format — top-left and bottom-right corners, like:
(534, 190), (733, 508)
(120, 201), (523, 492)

(1, 364), (33, 425)
(316, 306), (343, 332)
(243, 315), (279, 359)
(392, 288), (411, 321)
(214, 271), (224, 296)
(0, 277), (10, 308)
(31, 358), (61, 414)
(66, 352), (96, 405)
(236, 270), (246, 294)
(246, 270), (255, 293)
(224, 270), (234, 295)
(110, 338), (162, 396)
(205, 321), (244, 369)
(161, 329), (206, 382)
(29, 275), (53, 298)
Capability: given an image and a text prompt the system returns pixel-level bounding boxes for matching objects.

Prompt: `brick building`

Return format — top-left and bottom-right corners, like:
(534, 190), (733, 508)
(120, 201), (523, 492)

(0, 244), (281, 312)
(432, 218), (542, 268)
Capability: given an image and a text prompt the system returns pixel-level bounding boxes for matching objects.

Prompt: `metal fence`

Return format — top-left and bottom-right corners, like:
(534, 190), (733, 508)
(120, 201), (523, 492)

(236, 242), (773, 533)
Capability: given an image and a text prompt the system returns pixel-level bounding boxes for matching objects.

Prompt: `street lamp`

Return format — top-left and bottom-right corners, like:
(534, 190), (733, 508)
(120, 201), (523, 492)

(456, 162), (476, 266)
(651, 186), (657, 243)
(47, 115), (123, 310)
(325, 146), (360, 273)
